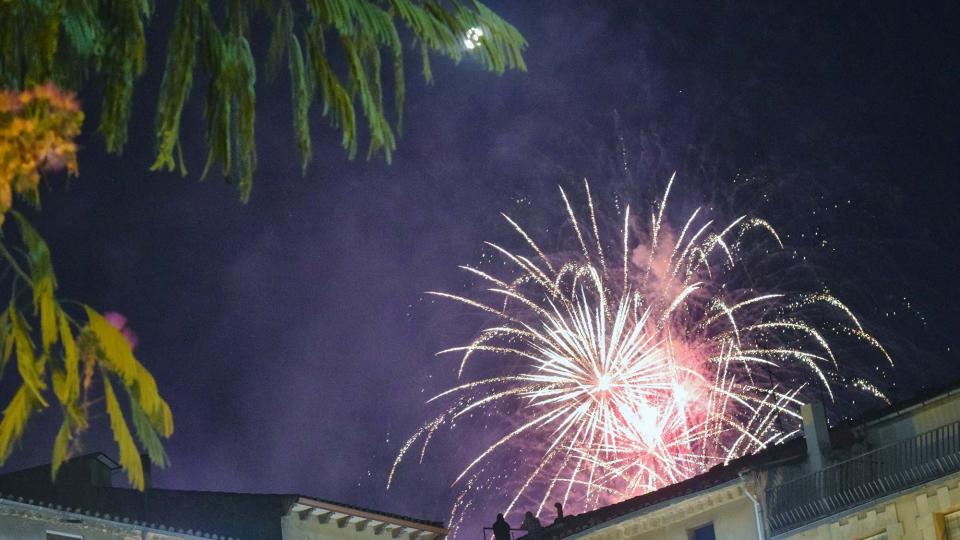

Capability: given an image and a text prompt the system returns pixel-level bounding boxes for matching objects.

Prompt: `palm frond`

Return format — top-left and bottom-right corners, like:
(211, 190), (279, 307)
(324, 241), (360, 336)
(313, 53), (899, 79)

(0, 0), (527, 201)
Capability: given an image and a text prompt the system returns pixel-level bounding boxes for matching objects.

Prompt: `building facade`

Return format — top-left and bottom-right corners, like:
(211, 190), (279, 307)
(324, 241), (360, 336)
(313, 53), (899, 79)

(532, 381), (960, 540)
(0, 454), (447, 540)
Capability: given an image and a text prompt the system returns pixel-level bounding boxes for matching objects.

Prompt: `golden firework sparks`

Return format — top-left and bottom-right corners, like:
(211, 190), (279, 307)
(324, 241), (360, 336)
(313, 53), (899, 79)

(390, 176), (890, 533)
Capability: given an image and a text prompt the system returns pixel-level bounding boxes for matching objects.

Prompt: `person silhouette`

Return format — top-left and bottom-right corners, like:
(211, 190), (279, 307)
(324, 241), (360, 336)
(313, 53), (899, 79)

(521, 511), (543, 538)
(553, 502), (564, 524)
(493, 513), (512, 540)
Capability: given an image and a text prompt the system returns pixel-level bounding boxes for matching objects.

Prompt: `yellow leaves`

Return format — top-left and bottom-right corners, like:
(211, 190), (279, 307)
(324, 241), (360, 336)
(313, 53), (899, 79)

(39, 282), (57, 352)
(50, 368), (69, 410)
(51, 418), (71, 480)
(0, 216), (171, 490)
(103, 374), (145, 491)
(157, 398), (173, 437)
(11, 307), (48, 408)
(0, 83), (83, 224)
(84, 307), (139, 386)
(0, 77), (170, 489)
(84, 305), (174, 443)
(51, 313), (84, 427)
(0, 387), (35, 464)
(57, 310), (79, 404)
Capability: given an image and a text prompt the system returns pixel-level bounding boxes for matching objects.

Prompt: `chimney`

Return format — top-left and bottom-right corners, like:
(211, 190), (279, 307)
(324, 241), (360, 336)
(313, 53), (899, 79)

(50, 453), (118, 487)
(140, 453), (152, 490)
(801, 401), (831, 470)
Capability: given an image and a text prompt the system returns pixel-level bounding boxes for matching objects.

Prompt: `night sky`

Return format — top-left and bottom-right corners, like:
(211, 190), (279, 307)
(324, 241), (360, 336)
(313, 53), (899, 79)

(4, 0), (960, 532)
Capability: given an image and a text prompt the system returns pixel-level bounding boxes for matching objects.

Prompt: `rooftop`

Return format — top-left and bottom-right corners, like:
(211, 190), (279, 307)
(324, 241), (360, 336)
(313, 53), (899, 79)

(0, 453), (444, 540)
(532, 439), (804, 540)
(533, 375), (960, 540)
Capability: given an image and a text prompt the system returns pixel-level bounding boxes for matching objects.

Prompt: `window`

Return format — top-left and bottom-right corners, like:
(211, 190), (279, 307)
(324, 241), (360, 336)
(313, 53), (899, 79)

(861, 532), (888, 540)
(945, 510), (960, 540)
(46, 533), (83, 540)
(690, 523), (716, 540)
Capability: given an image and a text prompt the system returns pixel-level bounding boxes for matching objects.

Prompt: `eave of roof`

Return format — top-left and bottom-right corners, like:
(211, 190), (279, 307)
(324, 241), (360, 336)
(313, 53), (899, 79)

(292, 497), (447, 538)
(293, 495), (445, 530)
(0, 455), (446, 540)
(0, 492), (225, 539)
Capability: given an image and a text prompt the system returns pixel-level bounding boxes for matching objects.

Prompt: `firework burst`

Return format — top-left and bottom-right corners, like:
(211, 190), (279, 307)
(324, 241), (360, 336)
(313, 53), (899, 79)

(389, 175), (890, 531)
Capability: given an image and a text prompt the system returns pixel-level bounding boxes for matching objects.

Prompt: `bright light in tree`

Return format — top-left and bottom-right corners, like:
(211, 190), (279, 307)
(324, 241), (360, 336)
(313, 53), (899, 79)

(464, 27), (484, 50)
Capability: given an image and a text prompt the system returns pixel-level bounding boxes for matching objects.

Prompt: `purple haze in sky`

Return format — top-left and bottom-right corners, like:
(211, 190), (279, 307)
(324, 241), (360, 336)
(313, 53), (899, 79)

(3, 0), (959, 533)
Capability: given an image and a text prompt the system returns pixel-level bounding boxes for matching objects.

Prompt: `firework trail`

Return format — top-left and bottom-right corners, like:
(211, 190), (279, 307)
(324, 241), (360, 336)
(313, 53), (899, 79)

(389, 175), (890, 531)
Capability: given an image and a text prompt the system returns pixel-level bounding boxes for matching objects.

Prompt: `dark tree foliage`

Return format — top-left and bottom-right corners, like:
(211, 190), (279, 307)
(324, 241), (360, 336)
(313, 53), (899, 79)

(0, 0), (527, 200)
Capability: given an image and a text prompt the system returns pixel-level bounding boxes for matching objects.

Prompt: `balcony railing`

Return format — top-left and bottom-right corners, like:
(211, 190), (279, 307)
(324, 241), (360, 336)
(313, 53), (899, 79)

(482, 527), (528, 540)
(766, 420), (960, 535)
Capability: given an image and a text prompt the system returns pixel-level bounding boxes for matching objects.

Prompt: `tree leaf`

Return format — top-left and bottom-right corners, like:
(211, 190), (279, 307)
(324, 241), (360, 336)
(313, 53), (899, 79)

(98, 0), (149, 153)
(84, 306), (164, 422)
(38, 282), (58, 353)
(84, 306), (138, 386)
(307, 26), (357, 157)
(129, 393), (168, 468)
(58, 308), (79, 401)
(0, 387), (35, 465)
(8, 214), (59, 351)
(10, 213), (56, 294)
(53, 310), (85, 428)
(6, 0), (526, 200)
(103, 373), (144, 491)
(0, 307), (12, 373)
(142, 394), (174, 439)
(11, 307), (48, 408)
(151, 0), (199, 175)
(51, 417), (72, 480)
(233, 35), (257, 202)
(289, 33), (312, 174)
(62, 0), (104, 58)
(264, 0), (291, 83)
(51, 365), (69, 405)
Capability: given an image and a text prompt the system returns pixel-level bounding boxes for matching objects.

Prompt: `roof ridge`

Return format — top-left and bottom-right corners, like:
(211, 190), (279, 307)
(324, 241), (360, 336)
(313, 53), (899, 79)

(536, 377), (960, 540)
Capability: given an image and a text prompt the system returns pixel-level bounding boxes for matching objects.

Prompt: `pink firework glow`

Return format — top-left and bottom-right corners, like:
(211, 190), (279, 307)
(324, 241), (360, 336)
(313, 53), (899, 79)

(389, 175), (891, 532)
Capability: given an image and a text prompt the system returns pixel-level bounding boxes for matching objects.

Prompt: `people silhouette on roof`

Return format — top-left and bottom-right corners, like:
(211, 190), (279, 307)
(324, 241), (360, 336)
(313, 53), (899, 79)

(553, 502), (564, 524)
(521, 511), (543, 538)
(493, 513), (512, 540)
